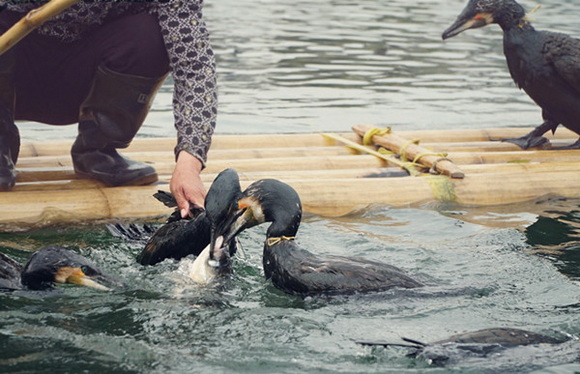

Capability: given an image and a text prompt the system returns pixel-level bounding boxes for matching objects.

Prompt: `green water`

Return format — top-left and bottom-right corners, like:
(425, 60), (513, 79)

(1, 201), (579, 373)
(6, 0), (580, 372)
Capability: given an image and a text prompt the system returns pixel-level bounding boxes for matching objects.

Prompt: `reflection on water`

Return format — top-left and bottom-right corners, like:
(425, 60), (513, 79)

(21, 0), (579, 140)
(1, 201), (580, 373)
(524, 204), (580, 281)
(5, 0), (580, 372)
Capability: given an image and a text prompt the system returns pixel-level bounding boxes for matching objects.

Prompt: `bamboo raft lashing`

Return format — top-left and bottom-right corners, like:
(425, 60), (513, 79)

(2, 125), (580, 229)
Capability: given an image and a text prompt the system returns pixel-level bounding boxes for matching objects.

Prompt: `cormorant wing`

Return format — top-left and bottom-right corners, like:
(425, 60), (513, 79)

(137, 214), (211, 265)
(106, 223), (157, 244)
(543, 32), (580, 95)
(0, 252), (23, 290)
(290, 252), (421, 294)
(153, 190), (178, 208)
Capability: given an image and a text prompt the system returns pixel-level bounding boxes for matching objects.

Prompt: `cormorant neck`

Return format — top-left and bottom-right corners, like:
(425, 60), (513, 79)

(495, 1), (529, 31)
(265, 210), (301, 239)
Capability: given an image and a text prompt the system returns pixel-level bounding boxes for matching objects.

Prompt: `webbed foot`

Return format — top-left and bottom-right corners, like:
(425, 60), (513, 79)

(500, 135), (550, 150)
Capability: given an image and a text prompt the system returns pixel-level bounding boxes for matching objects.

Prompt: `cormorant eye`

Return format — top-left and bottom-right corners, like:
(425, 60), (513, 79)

(80, 265), (93, 275)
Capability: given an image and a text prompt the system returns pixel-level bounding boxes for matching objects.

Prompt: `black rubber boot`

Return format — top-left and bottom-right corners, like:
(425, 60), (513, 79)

(0, 51), (19, 192)
(71, 66), (167, 186)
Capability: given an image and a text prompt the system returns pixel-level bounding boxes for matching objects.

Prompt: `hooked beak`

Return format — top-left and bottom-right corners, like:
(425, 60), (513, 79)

(208, 234), (228, 268)
(56, 267), (123, 291)
(209, 206), (254, 256)
(442, 13), (493, 39)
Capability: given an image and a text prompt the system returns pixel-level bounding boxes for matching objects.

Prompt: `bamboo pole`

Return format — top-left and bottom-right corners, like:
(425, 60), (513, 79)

(5, 127), (580, 229)
(16, 128), (579, 158)
(390, 127), (578, 143)
(13, 158), (580, 187)
(5, 168), (580, 227)
(15, 154), (387, 173)
(321, 133), (423, 176)
(14, 166), (410, 187)
(19, 144), (580, 167)
(352, 125), (465, 178)
(447, 150), (580, 165)
(0, 0), (80, 55)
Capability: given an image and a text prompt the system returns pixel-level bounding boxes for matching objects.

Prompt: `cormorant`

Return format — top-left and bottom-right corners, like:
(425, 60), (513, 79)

(443, 0), (580, 149)
(357, 327), (568, 366)
(212, 178), (423, 296)
(0, 245), (120, 291)
(135, 168), (241, 266)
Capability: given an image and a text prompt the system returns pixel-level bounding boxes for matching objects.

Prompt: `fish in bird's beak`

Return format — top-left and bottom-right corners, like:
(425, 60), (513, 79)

(442, 9), (494, 39)
(209, 199), (261, 254)
(188, 235), (232, 284)
(54, 266), (119, 291)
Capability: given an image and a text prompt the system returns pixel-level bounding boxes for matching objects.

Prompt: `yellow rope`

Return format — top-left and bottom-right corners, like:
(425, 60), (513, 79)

(377, 147), (394, 155)
(267, 236), (295, 246)
(377, 148), (425, 172)
(321, 133), (424, 176)
(399, 138), (420, 162)
(362, 127), (391, 146)
(429, 157), (454, 175)
(412, 151), (448, 164)
(426, 175), (457, 202)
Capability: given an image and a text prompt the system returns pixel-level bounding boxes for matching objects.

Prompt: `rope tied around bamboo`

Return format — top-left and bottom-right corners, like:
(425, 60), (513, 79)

(353, 124), (465, 179)
(362, 127), (391, 146)
(376, 147), (425, 174)
(322, 132), (423, 176)
(361, 127), (424, 173)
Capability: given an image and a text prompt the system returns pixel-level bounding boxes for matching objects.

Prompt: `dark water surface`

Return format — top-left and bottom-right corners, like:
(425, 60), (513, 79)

(5, 0), (580, 372)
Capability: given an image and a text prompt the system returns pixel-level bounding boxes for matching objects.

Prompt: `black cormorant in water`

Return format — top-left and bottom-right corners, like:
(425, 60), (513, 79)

(212, 178), (423, 296)
(137, 169), (242, 265)
(135, 168), (241, 267)
(0, 245), (120, 291)
(443, 0), (580, 149)
(357, 327), (568, 366)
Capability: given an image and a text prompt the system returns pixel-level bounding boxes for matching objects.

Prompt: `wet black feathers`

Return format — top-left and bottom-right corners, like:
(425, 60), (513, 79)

(263, 241), (422, 296)
(136, 169), (242, 265)
(0, 252), (23, 290)
(238, 179), (423, 296)
(0, 246), (107, 291)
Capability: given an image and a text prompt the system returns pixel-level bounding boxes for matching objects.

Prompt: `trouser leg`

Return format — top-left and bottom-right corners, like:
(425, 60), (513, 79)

(3, 11), (170, 186)
(0, 10), (20, 190)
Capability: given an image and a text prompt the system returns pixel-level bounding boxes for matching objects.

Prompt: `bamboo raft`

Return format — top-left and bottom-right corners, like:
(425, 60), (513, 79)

(2, 125), (580, 229)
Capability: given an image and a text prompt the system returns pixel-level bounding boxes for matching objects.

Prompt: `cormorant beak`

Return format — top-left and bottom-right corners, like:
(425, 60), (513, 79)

(207, 234), (231, 271)
(442, 12), (494, 39)
(55, 266), (121, 291)
(209, 206), (253, 253)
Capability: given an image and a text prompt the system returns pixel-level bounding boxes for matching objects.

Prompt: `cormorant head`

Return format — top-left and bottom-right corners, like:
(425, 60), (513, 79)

(442, 0), (527, 39)
(205, 168), (242, 266)
(20, 245), (121, 291)
(212, 179), (303, 249)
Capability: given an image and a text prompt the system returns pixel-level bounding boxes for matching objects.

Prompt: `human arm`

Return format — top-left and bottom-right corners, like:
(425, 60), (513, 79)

(156, 1), (217, 218)
(170, 150), (206, 218)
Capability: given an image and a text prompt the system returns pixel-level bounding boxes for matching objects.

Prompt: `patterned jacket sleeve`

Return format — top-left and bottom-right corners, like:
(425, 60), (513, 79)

(155, 1), (217, 166)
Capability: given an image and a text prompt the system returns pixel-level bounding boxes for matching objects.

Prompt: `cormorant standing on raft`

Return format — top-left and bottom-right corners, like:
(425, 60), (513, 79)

(0, 245), (120, 291)
(134, 168), (241, 268)
(443, 0), (580, 149)
(212, 178), (422, 296)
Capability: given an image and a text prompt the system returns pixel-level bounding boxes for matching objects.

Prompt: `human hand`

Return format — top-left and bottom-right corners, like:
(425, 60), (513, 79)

(170, 151), (206, 218)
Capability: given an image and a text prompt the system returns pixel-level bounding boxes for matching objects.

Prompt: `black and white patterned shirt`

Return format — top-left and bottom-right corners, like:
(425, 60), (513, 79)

(2, 0), (217, 166)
